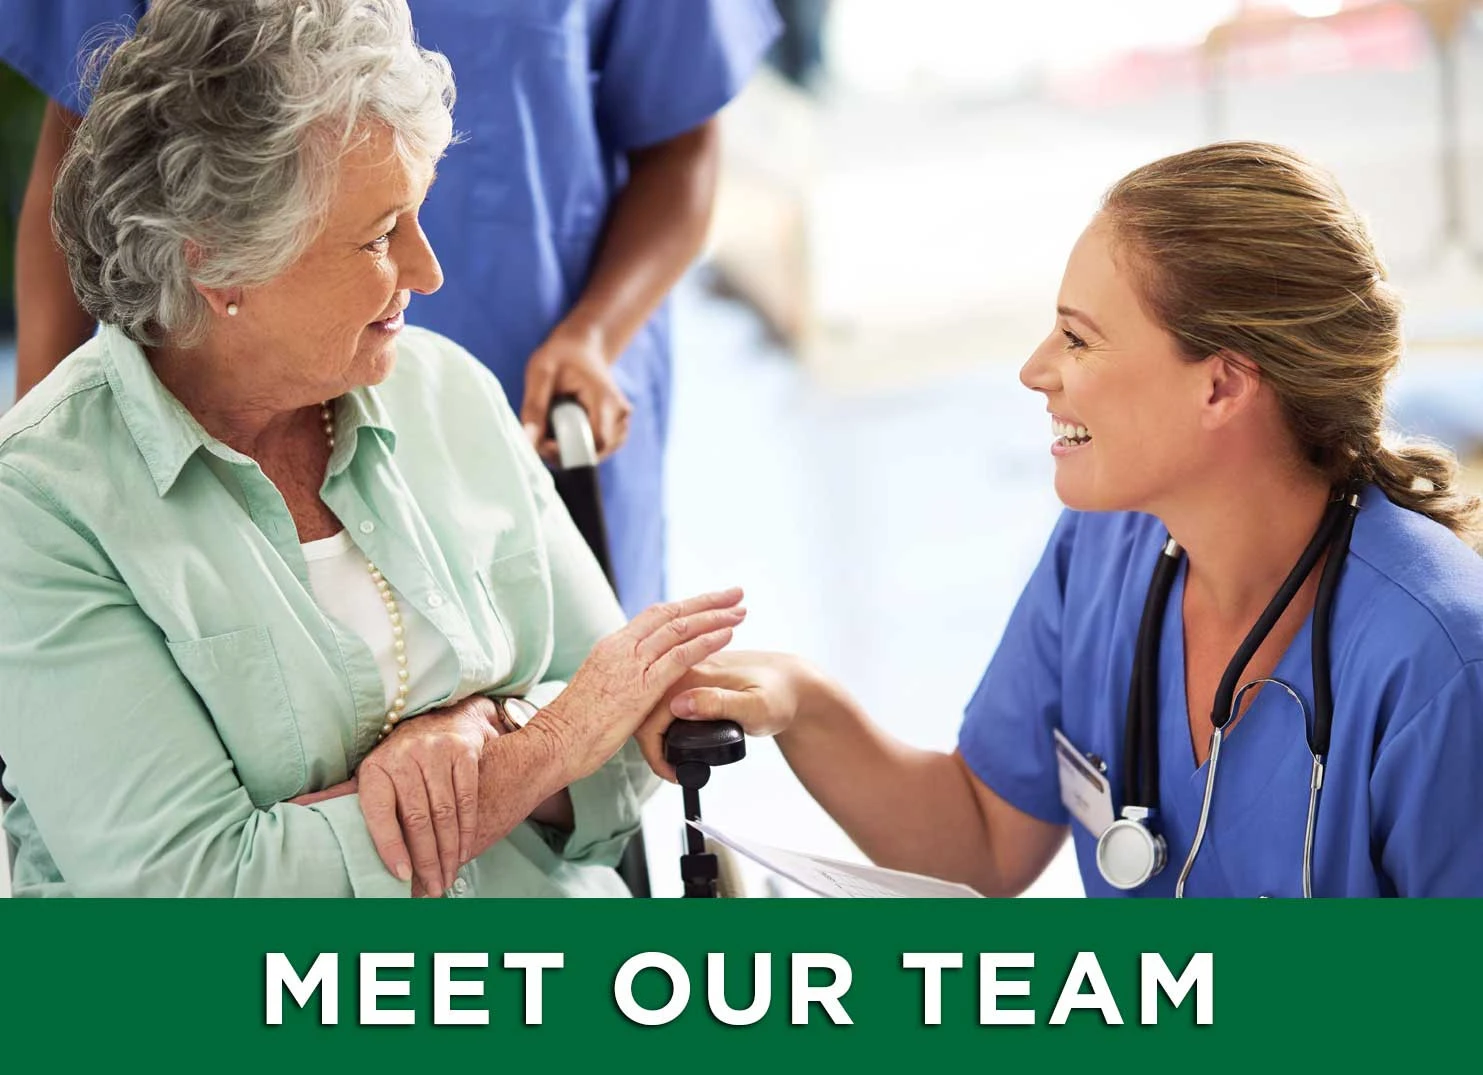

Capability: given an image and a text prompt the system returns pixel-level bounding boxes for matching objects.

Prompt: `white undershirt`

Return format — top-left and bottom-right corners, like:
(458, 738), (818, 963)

(301, 530), (456, 713)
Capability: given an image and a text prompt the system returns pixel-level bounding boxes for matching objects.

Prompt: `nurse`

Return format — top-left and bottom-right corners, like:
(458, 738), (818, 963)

(638, 142), (1483, 897)
(0, 0), (781, 615)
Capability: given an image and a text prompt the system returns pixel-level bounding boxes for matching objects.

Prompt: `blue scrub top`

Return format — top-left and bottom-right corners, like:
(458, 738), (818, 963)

(0, 0), (781, 616)
(959, 487), (1483, 897)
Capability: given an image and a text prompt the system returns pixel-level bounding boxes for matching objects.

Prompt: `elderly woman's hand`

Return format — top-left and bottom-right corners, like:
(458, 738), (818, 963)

(356, 695), (499, 897)
(534, 587), (747, 783)
(349, 588), (743, 897)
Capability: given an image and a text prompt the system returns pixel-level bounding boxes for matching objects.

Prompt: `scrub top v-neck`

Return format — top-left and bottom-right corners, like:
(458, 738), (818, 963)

(1150, 560), (1329, 898)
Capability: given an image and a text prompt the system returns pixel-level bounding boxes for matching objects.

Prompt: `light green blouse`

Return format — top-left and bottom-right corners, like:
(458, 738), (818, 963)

(0, 324), (656, 897)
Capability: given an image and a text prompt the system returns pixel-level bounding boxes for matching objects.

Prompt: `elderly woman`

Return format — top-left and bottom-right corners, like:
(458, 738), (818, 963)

(0, 0), (744, 897)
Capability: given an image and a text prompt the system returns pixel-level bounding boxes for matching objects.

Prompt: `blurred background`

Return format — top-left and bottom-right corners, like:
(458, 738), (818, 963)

(2, 0), (1481, 898)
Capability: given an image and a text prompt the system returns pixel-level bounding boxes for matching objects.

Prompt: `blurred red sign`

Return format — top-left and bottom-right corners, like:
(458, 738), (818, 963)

(1050, 2), (1429, 106)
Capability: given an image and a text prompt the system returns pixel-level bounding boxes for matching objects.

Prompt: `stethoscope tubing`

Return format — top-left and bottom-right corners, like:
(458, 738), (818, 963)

(1123, 537), (1182, 809)
(1174, 678), (1319, 898)
(1208, 501), (1343, 735)
(1114, 485), (1363, 897)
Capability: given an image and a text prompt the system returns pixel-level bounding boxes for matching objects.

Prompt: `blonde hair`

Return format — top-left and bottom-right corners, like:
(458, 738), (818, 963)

(1102, 140), (1481, 543)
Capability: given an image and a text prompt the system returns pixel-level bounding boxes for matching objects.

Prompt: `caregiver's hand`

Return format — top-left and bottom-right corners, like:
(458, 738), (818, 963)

(635, 651), (812, 782)
(535, 588), (747, 783)
(357, 695), (499, 898)
(520, 322), (633, 462)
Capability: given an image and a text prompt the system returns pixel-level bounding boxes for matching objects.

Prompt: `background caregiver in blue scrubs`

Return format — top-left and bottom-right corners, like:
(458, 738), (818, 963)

(0, 0), (781, 616)
(638, 142), (1483, 898)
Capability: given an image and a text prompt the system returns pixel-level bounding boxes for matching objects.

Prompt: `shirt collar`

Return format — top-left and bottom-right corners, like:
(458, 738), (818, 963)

(101, 325), (213, 497)
(329, 383), (399, 476)
(100, 323), (400, 496)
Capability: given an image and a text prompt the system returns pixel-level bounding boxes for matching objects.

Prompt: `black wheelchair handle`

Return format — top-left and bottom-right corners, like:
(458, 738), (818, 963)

(663, 719), (746, 768)
(664, 721), (745, 897)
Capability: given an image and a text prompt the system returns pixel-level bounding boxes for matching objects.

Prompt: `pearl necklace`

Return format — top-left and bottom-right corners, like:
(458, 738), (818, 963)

(321, 402), (409, 741)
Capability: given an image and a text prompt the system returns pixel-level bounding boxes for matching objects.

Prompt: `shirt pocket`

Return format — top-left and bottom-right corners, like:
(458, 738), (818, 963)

(475, 546), (554, 691)
(166, 626), (306, 808)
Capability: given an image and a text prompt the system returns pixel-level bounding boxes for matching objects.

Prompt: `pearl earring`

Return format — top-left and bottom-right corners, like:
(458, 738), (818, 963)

(226, 302), (239, 317)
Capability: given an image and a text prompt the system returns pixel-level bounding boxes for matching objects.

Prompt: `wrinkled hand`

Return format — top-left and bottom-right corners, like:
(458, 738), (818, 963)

(538, 588), (747, 783)
(520, 323), (633, 462)
(636, 651), (808, 782)
(357, 696), (499, 898)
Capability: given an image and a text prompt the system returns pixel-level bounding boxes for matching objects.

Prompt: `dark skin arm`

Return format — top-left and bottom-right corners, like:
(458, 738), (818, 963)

(14, 101), (94, 400)
(520, 118), (721, 460)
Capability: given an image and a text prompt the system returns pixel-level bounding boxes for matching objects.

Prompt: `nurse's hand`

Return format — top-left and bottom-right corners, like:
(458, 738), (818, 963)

(520, 321), (634, 461)
(635, 651), (812, 782)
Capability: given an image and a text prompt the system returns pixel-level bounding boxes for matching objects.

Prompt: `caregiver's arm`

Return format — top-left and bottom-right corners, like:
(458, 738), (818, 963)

(14, 102), (95, 400)
(519, 119), (719, 459)
(561, 119), (719, 362)
(641, 654), (1067, 898)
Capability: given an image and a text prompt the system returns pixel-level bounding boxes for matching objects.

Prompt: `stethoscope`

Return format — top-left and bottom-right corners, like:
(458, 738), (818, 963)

(1094, 485), (1364, 897)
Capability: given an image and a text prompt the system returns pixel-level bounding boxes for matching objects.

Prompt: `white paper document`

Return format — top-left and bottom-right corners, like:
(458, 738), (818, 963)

(690, 819), (983, 898)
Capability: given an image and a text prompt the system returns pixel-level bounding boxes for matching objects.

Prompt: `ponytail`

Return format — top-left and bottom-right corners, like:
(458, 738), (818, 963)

(1360, 435), (1482, 548)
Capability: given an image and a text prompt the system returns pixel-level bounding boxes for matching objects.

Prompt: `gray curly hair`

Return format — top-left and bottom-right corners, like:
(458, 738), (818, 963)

(53, 0), (456, 347)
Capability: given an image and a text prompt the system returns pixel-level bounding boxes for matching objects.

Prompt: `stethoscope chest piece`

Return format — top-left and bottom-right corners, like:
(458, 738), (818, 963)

(1096, 809), (1167, 890)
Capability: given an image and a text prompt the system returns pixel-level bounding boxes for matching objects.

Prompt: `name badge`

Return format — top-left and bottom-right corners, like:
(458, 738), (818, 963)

(1053, 728), (1115, 837)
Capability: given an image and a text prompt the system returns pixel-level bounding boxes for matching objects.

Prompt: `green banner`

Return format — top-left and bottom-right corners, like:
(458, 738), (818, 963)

(1, 900), (1473, 1071)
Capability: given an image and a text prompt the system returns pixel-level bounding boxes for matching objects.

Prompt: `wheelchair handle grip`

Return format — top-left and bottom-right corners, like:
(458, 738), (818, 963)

(664, 720), (746, 769)
(549, 396), (598, 470)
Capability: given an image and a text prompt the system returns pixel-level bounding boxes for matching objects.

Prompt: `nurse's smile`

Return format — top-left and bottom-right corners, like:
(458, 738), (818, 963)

(1050, 414), (1093, 456)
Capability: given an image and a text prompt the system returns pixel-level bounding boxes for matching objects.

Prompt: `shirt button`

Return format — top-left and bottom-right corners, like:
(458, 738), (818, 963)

(452, 877), (469, 896)
(426, 592), (445, 609)
(359, 520), (375, 534)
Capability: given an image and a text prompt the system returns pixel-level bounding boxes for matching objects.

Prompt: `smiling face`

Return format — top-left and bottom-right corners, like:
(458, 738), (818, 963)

(222, 123), (442, 403)
(1019, 215), (1216, 514)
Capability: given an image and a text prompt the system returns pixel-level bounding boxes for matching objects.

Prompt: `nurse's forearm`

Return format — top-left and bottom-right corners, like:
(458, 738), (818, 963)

(558, 118), (720, 362)
(776, 670), (1056, 897)
(15, 102), (94, 400)
(774, 672), (992, 885)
